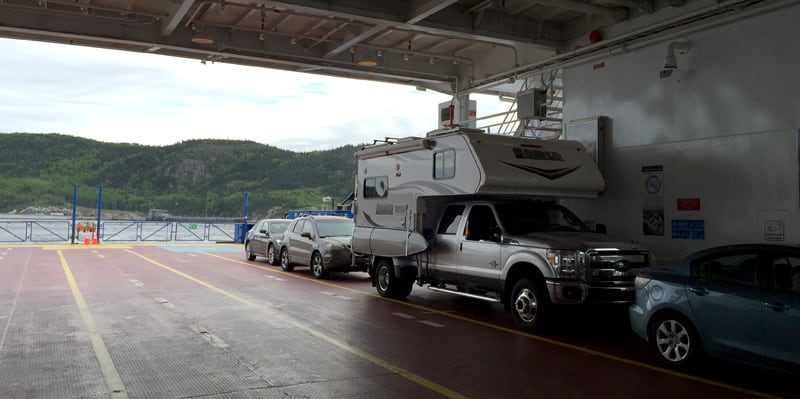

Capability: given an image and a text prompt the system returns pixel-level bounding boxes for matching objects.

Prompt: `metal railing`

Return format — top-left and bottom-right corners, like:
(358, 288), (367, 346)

(0, 220), (237, 244)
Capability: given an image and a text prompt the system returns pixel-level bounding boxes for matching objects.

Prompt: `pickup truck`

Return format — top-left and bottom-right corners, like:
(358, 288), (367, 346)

(370, 199), (651, 331)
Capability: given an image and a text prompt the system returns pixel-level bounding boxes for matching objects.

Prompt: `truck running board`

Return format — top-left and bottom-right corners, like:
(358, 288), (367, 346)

(427, 286), (501, 303)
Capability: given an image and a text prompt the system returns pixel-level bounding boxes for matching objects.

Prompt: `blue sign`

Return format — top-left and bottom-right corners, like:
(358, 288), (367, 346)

(671, 219), (704, 240)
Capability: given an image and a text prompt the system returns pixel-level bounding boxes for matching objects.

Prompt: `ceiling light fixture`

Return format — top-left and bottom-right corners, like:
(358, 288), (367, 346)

(357, 49), (378, 67)
(191, 25), (214, 45)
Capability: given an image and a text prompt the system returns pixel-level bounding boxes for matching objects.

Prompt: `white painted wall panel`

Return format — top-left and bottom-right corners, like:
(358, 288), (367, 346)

(562, 4), (800, 261)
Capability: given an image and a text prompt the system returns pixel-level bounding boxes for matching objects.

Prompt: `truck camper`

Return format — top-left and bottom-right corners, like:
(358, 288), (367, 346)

(352, 127), (650, 331)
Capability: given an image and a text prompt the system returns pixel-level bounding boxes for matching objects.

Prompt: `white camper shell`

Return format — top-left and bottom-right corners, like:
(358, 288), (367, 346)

(353, 128), (604, 257)
(353, 128), (649, 331)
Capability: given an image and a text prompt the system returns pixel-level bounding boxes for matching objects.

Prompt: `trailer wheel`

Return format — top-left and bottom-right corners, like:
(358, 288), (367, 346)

(510, 278), (549, 332)
(310, 252), (329, 279)
(245, 243), (256, 261)
(375, 259), (413, 299)
(280, 248), (294, 272)
(267, 245), (279, 265)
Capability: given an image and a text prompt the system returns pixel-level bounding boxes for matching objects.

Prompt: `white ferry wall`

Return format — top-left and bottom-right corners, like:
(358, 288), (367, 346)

(561, 3), (800, 261)
(353, 130), (605, 257)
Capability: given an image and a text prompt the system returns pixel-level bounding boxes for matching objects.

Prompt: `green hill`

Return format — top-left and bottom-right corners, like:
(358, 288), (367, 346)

(0, 133), (359, 219)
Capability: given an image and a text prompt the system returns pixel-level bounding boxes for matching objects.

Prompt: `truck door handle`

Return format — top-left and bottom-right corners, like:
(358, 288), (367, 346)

(764, 302), (790, 312)
(459, 243), (462, 251)
(689, 287), (709, 296)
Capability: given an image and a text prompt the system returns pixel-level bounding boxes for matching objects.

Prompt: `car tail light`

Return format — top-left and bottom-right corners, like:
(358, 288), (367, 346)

(634, 274), (652, 289)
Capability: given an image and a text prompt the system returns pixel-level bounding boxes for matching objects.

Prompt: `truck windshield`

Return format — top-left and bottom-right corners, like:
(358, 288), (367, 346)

(495, 202), (589, 234)
(316, 219), (355, 237)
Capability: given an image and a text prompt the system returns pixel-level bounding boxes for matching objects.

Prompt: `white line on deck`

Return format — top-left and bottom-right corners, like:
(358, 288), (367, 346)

(320, 291), (353, 300)
(418, 320), (445, 328)
(129, 280), (144, 287)
(392, 312), (416, 319)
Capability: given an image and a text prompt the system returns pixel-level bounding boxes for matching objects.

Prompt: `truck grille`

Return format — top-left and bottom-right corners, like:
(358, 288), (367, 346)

(586, 251), (650, 284)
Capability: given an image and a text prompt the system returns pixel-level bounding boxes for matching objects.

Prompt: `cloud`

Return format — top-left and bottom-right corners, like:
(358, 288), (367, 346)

(0, 38), (510, 152)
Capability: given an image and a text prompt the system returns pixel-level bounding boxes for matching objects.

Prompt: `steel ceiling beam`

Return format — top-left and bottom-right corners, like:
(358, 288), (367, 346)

(407, 0), (460, 24)
(532, 0), (627, 21)
(162, 0), (196, 36)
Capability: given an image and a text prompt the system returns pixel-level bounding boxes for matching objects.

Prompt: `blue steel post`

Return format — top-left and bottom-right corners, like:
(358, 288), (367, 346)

(96, 185), (103, 243)
(71, 184), (78, 244)
(243, 192), (249, 243)
(244, 192), (249, 225)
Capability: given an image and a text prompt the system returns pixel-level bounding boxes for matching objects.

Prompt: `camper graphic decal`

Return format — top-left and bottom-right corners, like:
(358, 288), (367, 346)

(512, 146), (565, 161)
(499, 161), (582, 180)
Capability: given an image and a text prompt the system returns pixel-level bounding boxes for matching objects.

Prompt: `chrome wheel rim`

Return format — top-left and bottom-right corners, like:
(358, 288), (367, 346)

(246, 245), (252, 258)
(268, 246), (275, 262)
(514, 288), (537, 323)
(312, 256), (323, 276)
(281, 251), (288, 267)
(655, 319), (691, 363)
(378, 266), (390, 291)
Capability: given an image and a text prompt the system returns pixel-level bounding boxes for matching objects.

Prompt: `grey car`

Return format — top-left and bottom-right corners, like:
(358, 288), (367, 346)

(630, 244), (800, 372)
(245, 218), (291, 265)
(279, 215), (369, 279)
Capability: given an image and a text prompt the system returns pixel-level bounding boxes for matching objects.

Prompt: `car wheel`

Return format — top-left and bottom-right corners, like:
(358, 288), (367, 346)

(280, 248), (294, 272)
(375, 259), (413, 299)
(510, 278), (549, 332)
(649, 313), (701, 368)
(310, 252), (329, 279)
(267, 245), (279, 265)
(245, 243), (256, 261)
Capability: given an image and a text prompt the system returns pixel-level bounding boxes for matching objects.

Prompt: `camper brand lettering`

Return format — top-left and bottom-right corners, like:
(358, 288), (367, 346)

(376, 203), (394, 215)
(513, 147), (565, 161)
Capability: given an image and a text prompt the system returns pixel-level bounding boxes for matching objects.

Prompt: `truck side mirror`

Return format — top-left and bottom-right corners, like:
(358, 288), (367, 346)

(595, 224), (607, 234)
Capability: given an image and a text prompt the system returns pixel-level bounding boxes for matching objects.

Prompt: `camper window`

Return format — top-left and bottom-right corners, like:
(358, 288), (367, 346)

(438, 205), (465, 235)
(364, 176), (388, 198)
(434, 149), (456, 179)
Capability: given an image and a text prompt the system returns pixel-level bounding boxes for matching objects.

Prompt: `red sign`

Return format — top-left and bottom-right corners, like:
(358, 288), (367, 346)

(593, 62), (605, 70)
(677, 198), (701, 211)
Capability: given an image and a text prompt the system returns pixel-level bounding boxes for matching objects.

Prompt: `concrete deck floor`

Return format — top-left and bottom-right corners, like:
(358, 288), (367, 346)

(0, 244), (794, 399)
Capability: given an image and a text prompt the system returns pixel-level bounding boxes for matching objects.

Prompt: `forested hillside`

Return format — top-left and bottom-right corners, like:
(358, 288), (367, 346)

(0, 133), (359, 218)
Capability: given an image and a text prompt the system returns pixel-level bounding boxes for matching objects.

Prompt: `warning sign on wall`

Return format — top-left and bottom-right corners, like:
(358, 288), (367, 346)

(642, 165), (664, 236)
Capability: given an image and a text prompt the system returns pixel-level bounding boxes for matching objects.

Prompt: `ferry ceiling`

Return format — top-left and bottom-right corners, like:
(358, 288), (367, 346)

(0, 0), (777, 96)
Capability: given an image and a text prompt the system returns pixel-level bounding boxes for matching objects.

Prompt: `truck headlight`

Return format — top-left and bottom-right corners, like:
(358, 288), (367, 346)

(546, 250), (584, 278)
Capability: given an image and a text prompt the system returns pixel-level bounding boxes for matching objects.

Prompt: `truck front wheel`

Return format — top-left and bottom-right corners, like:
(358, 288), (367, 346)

(375, 259), (413, 299)
(510, 278), (548, 331)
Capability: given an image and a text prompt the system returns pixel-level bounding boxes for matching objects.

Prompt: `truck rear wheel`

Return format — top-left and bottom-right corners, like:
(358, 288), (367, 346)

(375, 259), (413, 299)
(510, 278), (548, 332)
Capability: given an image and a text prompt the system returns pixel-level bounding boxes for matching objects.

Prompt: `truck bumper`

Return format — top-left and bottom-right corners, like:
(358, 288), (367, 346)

(546, 280), (635, 305)
(546, 280), (587, 304)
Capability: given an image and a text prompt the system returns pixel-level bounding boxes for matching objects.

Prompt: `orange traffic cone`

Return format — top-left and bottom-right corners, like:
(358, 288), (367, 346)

(84, 237), (90, 245)
(91, 237), (99, 245)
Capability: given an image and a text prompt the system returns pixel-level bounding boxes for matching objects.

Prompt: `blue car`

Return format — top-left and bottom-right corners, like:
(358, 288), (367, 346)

(630, 244), (800, 372)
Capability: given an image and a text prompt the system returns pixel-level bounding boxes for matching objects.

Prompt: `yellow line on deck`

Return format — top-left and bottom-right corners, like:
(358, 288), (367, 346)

(205, 253), (779, 399)
(125, 249), (468, 399)
(58, 251), (128, 399)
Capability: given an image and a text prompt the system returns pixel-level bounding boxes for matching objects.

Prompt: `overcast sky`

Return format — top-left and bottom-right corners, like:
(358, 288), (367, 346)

(0, 38), (507, 152)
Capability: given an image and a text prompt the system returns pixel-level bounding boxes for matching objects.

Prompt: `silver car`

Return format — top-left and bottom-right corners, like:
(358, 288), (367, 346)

(630, 244), (800, 372)
(245, 218), (291, 265)
(279, 215), (368, 279)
